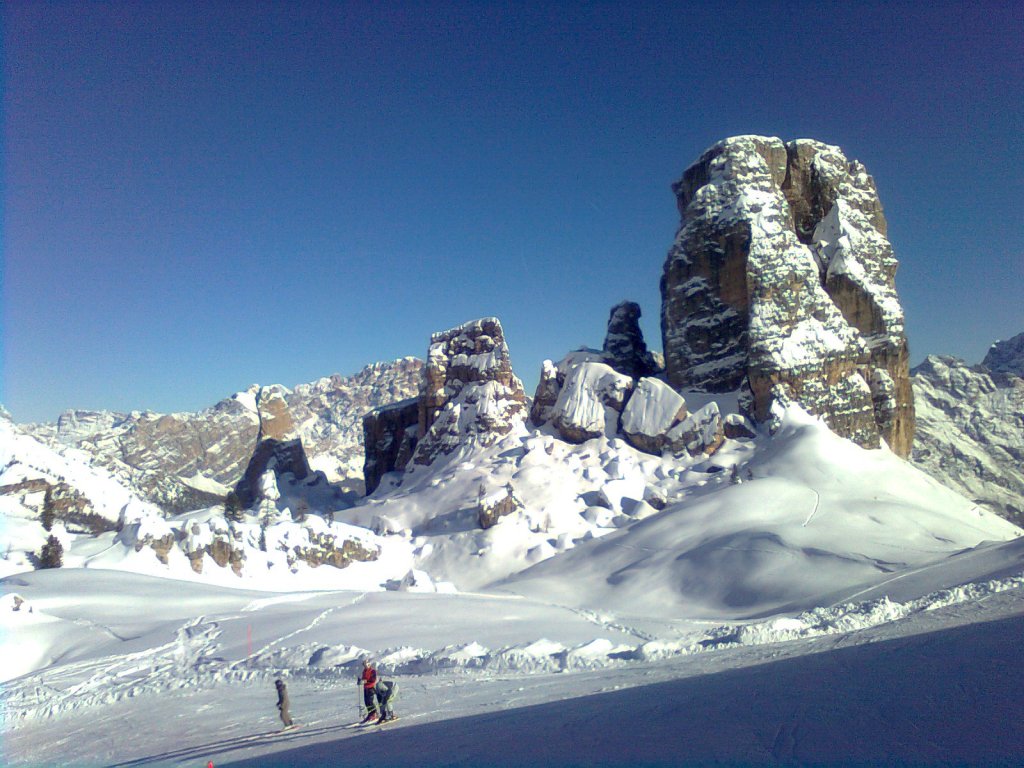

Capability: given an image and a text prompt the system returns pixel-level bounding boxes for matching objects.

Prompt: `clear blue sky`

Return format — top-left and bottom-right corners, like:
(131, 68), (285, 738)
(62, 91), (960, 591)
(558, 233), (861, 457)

(2, 1), (1021, 423)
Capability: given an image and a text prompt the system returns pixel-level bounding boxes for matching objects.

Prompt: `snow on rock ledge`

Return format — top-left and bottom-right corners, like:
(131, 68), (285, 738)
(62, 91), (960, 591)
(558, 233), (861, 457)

(550, 362), (633, 444)
(661, 135), (914, 457)
(620, 377), (688, 454)
(413, 318), (529, 466)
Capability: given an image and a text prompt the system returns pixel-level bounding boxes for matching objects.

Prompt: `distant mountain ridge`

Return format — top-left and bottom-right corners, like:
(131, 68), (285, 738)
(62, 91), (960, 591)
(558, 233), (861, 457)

(23, 358), (423, 514)
(911, 333), (1024, 525)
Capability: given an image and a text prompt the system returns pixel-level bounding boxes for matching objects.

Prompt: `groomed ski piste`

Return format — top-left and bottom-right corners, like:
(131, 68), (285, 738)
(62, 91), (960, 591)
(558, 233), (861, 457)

(3, 407), (1024, 766)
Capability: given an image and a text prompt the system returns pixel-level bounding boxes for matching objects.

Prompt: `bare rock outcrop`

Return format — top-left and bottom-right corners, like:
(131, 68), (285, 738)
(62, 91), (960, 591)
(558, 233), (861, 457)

(289, 532), (379, 570)
(549, 362), (633, 444)
(620, 377), (688, 454)
(602, 301), (661, 379)
(362, 398), (420, 495)
(362, 318), (529, 488)
(666, 402), (725, 456)
(412, 317), (528, 465)
(661, 136), (914, 456)
(477, 483), (523, 529)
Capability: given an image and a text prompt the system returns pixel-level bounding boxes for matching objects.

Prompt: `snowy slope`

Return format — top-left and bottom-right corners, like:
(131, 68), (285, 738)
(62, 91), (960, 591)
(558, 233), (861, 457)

(342, 403), (1017, 612)
(4, 375), (1024, 766)
(0, 416), (161, 576)
(4, 539), (1024, 766)
(501, 407), (1018, 619)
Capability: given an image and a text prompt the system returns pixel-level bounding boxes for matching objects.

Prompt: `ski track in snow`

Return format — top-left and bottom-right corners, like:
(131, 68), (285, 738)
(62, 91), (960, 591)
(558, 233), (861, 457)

(244, 593), (367, 662)
(8, 572), (1024, 734)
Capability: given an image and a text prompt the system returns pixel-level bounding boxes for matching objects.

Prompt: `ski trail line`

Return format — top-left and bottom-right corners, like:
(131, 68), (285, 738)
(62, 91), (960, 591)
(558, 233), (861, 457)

(246, 592), (368, 661)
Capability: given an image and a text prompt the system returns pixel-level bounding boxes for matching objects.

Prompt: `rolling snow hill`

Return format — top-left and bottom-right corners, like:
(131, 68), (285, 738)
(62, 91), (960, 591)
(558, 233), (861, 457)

(4, 395), (1024, 765)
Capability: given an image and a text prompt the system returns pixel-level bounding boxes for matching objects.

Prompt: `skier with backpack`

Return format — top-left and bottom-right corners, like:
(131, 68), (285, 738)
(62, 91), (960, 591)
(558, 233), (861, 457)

(374, 678), (398, 724)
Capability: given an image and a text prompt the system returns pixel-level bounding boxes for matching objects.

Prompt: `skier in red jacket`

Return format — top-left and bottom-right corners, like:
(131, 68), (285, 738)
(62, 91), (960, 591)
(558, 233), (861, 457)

(359, 659), (379, 723)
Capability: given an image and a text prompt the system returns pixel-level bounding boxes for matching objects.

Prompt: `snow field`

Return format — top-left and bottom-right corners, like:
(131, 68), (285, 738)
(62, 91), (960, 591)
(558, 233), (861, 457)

(5, 583), (1024, 767)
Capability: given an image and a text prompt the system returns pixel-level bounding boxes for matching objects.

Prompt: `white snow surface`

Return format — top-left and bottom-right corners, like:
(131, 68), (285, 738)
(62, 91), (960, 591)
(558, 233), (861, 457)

(4, 403), (1024, 765)
(5, 540), (1024, 766)
(620, 377), (687, 439)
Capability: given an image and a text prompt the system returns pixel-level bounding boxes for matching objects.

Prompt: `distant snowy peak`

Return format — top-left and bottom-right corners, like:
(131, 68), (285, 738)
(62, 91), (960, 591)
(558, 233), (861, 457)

(0, 418), (161, 572)
(983, 333), (1024, 379)
(21, 358), (424, 514)
(911, 352), (1024, 524)
(661, 135), (913, 457)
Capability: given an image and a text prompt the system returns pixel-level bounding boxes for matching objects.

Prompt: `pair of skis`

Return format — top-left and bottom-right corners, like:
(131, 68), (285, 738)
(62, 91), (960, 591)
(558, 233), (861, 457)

(347, 715), (399, 728)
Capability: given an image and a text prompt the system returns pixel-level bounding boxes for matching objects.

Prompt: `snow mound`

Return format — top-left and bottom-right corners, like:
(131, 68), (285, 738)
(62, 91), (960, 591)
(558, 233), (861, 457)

(501, 406), (1019, 619)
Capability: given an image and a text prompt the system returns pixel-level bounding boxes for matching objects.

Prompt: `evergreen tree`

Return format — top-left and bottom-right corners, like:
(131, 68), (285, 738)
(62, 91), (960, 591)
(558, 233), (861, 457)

(39, 535), (63, 569)
(224, 491), (245, 523)
(41, 486), (56, 531)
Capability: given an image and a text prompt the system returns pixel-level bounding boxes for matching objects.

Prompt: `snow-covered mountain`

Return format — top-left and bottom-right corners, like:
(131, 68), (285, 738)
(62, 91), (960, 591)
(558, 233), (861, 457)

(4, 136), (1024, 766)
(23, 358), (423, 514)
(0, 413), (160, 575)
(5, 392), (1024, 765)
(911, 334), (1024, 525)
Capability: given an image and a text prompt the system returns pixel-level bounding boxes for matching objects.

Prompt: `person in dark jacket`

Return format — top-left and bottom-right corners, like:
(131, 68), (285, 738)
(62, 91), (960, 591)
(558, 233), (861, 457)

(374, 678), (398, 723)
(359, 659), (378, 722)
(275, 679), (294, 728)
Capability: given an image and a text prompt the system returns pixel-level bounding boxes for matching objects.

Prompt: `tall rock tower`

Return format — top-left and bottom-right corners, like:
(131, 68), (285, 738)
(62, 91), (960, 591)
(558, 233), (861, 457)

(661, 136), (914, 456)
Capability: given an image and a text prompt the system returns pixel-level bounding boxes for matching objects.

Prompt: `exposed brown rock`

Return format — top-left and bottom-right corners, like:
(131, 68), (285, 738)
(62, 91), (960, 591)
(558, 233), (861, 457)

(256, 389), (297, 442)
(412, 317), (528, 466)
(661, 136), (914, 456)
(290, 533), (379, 569)
(549, 362), (633, 444)
(362, 398), (420, 495)
(666, 402), (725, 456)
(529, 360), (562, 427)
(478, 484), (522, 529)
(620, 377), (688, 454)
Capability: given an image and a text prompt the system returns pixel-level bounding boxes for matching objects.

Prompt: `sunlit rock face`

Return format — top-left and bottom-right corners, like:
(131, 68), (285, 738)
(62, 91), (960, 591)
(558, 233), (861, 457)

(661, 135), (914, 456)
(26, 359), (424, 513)
(363, 318), (529, 490)
(413, 317), (528, 466)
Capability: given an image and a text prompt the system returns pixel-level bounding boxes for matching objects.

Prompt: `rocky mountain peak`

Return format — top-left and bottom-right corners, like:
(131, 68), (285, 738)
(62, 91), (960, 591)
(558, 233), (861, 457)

(601, 301), (661, 379)
(363, 318), (528, 491)
(982, 333), (1024, 379)
(661, 135), (914, 457)
(413, 317), (528, 466)
(23, 359), (424, 514)
(911, 349), (1024, 524)
(255, 387), (298, 442)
